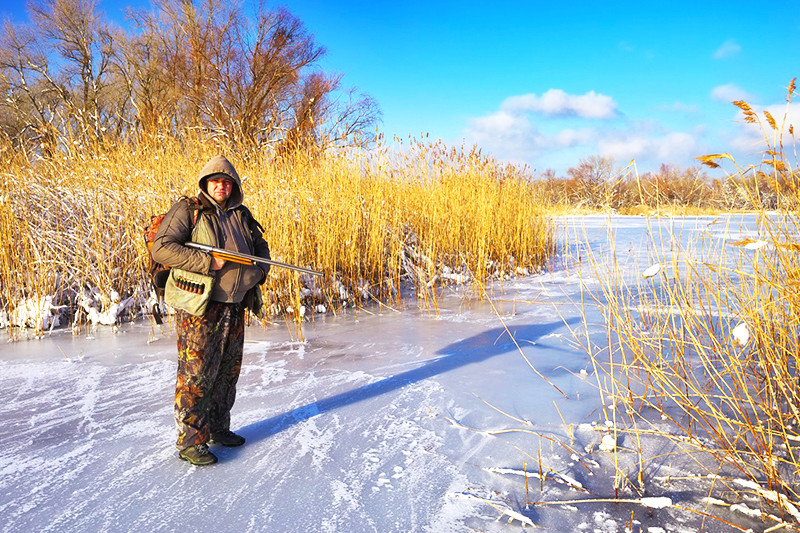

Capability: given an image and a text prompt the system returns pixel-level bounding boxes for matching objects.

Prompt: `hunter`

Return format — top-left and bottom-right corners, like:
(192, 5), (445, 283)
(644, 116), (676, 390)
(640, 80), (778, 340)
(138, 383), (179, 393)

(151, 155), (270, 466)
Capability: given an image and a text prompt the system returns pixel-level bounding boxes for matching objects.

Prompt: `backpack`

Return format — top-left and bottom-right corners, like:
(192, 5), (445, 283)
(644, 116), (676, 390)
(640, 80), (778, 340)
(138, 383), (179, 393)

(144, 196), (203, 298)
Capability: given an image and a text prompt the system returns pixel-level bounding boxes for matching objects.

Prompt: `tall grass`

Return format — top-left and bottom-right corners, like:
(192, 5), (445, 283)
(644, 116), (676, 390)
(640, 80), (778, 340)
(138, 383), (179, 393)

(0, 133), (554, 338)
(567, 81), (800, 526)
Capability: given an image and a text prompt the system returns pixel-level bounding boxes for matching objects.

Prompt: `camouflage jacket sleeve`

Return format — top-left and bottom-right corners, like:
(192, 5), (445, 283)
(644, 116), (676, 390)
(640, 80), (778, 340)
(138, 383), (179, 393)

(151, 199), (213, 275)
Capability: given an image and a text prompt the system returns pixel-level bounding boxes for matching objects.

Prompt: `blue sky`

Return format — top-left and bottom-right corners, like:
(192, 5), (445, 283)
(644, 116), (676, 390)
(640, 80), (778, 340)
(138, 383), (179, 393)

(3, 0), (799, 175)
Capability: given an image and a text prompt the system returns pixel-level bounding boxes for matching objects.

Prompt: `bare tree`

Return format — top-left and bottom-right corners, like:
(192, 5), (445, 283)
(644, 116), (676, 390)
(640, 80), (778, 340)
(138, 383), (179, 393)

(28, 0), (115, 138)
(130, 0), (376, 150)
(132, 0), (380, 150)
(111, 21), (173, 136)
(0, 0), (381, 153)
(0, 0), (120, 148)
(565, 156), (618, 208)
(318, 87), (381, 150)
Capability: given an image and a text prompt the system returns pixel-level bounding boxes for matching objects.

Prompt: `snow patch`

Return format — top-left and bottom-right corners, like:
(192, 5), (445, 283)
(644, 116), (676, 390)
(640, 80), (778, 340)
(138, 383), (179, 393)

(731, 322), (750, 347)
(599, 434), (617, 452)
(642, 263), (661, 279)
(639, 497), (672, 509)
(744, 239), (768, 250)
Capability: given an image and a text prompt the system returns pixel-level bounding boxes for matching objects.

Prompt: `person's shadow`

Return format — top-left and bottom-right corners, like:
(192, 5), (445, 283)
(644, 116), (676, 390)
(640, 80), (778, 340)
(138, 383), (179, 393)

(238, 318), (578, 445)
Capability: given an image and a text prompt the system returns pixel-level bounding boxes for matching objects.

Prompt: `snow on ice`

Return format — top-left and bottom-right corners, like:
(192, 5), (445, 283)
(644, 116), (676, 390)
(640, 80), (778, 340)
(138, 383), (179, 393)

(0, 214), (775, 532)
(641, 263), (661, 279)
(743, 239), (768, 250)
(731, 322), (750, 347)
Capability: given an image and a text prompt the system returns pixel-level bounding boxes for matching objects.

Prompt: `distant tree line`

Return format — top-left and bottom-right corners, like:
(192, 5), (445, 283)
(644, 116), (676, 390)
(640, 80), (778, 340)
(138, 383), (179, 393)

(536, 155), (796, 212)
(0, 0), (380, 154)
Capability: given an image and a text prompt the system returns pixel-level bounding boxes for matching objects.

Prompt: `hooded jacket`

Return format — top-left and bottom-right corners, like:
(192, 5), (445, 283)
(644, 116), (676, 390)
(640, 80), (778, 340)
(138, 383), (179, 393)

(151, 155), (270, 310)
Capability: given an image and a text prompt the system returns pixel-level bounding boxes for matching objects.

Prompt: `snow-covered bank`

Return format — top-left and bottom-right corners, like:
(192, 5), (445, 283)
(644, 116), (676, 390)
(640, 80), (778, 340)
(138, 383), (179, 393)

(0, 215), (772, 532)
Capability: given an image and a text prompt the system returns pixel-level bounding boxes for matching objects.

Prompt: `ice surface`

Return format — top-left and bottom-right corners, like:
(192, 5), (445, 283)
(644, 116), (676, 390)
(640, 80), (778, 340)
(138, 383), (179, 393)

(0, 214), (773, 532)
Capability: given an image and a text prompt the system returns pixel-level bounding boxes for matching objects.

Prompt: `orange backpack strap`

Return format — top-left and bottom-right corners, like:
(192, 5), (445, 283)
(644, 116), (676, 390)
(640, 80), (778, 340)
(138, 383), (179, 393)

(145, 196), (206, 300)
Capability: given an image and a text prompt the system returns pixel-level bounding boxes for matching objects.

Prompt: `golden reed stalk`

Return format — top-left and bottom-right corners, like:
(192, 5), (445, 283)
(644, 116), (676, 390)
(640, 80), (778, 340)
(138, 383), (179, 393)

(573, 80), (800, 523)
(0, 133), (554, 338)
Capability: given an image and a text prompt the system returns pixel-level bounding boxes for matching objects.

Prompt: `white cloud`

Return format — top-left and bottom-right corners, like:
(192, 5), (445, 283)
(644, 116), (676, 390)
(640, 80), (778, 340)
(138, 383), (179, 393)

(596, 130), (700, 165)
(618, 41), (635, 53)
(464, 90), (706, 174)
(657, 132), (701, 160)
(711, 84), (752, 103)
(553, 128), (596, 147)
(762, 103), (800, 130)
(465, 112), (591, 164)
(466, 110), (536, 156)
(729, 129), (763, 155)
(465, 90), (615, 162)
(501, 89), (618, 119)
(468, 110), (530, 136)
(713, 39), (741, 59)
(597, 135), (650, 162)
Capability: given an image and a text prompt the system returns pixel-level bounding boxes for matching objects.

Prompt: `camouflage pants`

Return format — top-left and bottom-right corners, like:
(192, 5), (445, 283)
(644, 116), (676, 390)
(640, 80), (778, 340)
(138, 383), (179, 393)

(174, 301), (245, 450)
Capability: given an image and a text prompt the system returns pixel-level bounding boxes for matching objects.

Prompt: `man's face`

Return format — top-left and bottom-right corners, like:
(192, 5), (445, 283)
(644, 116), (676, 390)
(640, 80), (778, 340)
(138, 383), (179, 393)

(207, 176), (233, 206)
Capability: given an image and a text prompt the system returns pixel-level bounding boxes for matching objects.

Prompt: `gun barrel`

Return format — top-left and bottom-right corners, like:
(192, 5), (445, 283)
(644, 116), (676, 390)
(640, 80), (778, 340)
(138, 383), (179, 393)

(185, 242), (324, 277)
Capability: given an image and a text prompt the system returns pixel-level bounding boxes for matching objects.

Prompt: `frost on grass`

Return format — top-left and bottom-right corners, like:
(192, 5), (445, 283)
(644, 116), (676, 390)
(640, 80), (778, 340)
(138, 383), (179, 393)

(75, 289), (135, 327)
(485, 466), (584, 491)
(2, 287), (136, 337)
(733, 478), (800, 522)
(0, 295), (65, 331)
(453, 492), (535, 528)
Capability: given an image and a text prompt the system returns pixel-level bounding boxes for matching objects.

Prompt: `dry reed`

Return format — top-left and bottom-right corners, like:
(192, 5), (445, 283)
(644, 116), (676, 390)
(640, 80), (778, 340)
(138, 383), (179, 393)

(566, 80), (800, 527)
(0, 133), (554, 339)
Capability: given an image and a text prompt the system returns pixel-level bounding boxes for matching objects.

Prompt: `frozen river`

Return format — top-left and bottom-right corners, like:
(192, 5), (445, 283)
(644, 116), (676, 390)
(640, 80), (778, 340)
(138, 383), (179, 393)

(0, 215), (771, 532)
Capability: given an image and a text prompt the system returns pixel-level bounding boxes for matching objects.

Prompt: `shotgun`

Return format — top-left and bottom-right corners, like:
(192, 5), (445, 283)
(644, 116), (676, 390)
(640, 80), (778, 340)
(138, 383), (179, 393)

(185, 242), (324, 277)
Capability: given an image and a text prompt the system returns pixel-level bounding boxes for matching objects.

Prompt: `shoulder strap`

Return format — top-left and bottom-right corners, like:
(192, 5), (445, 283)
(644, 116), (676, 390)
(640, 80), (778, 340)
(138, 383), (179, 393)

(239, 205), (264, 234)
(184, 196), (205, 227)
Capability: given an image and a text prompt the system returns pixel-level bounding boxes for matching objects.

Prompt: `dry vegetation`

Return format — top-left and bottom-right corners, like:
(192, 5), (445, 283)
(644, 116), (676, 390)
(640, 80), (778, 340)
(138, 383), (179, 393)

(0, 134), (555, 337)
(538, 155), (796, 214)
(7, 0), (800, 528)
(560, 81), (800, 528)
(0, 0), (554, 337)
